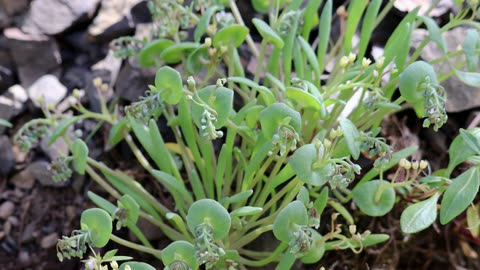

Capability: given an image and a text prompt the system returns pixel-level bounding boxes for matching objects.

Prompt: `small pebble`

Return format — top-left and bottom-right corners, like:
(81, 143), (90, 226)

(40, 232), (59, 249)
(0, 201), (15, 219)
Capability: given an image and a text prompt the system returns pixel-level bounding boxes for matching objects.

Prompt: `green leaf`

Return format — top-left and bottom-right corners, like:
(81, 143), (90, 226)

(138, 39), (174, 67)
(222, 190), (254, 205)
(49, 116), (81, 145)
(155, 66), (184, 105)
(213, 24), (249, 48)
(72, 138), (88, 175)
(419, 16), (446, 53)
(344, 0), (367, 55)
(300, 230), (325, 264)
(159, 42), (199, 64)
(297, 36), (321, 80)
(119, 194), (140, 225)
(454, 69), (480, 87)
(195, 5), (222, 42)
(252, 18), (284, 48)
(119, 262), (156, 270)
(80, 208), (112, 248)
(357, 0), (381, 60)
(273, 200), (308, 243)
(161, 241), (198, 270)
(108, 118), (129, 147)
(440, 167), (480, 224)
(467, 204), (480, 238)
(462, 29), (479, 72)
(353, 180), (395, 217)
(0, 119), (12, 128)
(191, 86), (234, 128)
(447, 128), (480, 174)
(87, 191), (117, 214)
(285, 86), (322, 111)
(460, 129), (480, 155)
(317, 0), (332, 72)
(339, 118), (361, 159)
(301, 0), (322, 40)
(401, 192), (440, 233)
(290, 144), (334, 186)
(166, 212), (189, 236)
(314, 188), (329, 215)
(259, 103), (301, 139)
(151, 169), (193, 207)
(230, 206), (263, 217)
(186, 199), (231, 240)
(186, 46), (209, 74)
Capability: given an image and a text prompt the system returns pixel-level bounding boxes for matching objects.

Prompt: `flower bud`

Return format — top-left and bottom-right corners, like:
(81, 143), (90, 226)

(412, 160), (419, 170)
(349, 224), (357, 235)
(340, 56), (349, 67)
(376, 56), (385, 69)
(204, 37), (212, 48)
(348, 52), (356, 63)
(419, 160), (428, 170)
(362, 58), (371, 68)
(110, 261), (119, 270)
(93, 77), (102, 88)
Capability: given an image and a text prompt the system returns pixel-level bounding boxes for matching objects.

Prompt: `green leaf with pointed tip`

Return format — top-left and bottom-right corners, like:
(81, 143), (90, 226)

(72, 138), (88, 175)
(466, 205), (480, 237)
(314, 188), (328, 215)
(49, 116), (81, 145)
(108, 118), (129, 147)
(155, 66), (183, 105)
(454, 69), (480, 87)
(195, 5), (222, 42)
(191, 86), (234, 129)
(213, 24), (249, 48)
(460, 129), (480, 155)
(138, 39), (174, 67)
(290, 144), (334, 186)
(440, 167), (480, 224)
(353, 180), (395, 217)
(159, 42), (199, 64)
(186, 199), (231, 240)
(119, 194), (140, 225)
(419, 15), (446, 53)
(87, 191), (116, 214)
(296, 186), (310, 206)
(344, 0), (367, 55)
(339, 118), (361, 160)
(401, 192), (440, 233)
(161, 241), (198, 270)
(223, 190), (253, 205)
(0, 119), (12, 128)
(166, 212), (189, 235)
(80, 208), (112, 248)
(463, 29), (479, 72)
(447, 128), (480, 174)
(259, 103), (301, 139)
(119, 262), (156, 270)
(252, 18), (283, 48)
(273, 200), (308, 243)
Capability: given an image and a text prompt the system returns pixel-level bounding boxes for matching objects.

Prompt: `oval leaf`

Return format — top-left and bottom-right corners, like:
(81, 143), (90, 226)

(339, 118), (361, 159)
(72, 138), (88, 175)
(352, 180), (395, 217)
(273, 200), (308, 243)
(186, 199), (231, 240)
(80, 208), (112, 248)
(401, 192), (440, 233)
(155, 66), (184, 105)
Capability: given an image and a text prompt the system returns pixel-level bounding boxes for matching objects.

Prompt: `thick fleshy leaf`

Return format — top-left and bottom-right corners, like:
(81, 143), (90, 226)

(72, 138), (88, 175)
(80, 208), (112, 248)
(191, 86), (234, 128)
(49, 116), (81, 145)
(119, 262), (155, 270)
(186, 199), (231, 240)
(289, 144), (334, 186)
(186, 46), (209, 74)
(440, 167), (480, 224)
(285, 87), (322, 111)
(259, 103), (301, 139)
(108, 118), (129, 147)
(420, 16), (446, 53)
(401, 192), (440, 233)
(230, 206), (263, 217)
(155, 66), (184, 105)
(353, 180), (395, 217)
(138, 39), (174, 67)
(462, 29), (480, 72)
(273, 200), (308, 243)
(161, 241), (198, 270)
(118, 194), (140, 225)
(448, 128), (480, 174)
(159, 42), (199, 64)
(213, 24), (249, 48)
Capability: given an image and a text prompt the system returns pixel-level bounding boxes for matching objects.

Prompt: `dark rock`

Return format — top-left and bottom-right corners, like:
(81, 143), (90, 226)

(1, 0), (29, 16)
(0, 201), (14, 219)
(0, 136), (14, 176)
(0, 65), (14, 91)
(0, 7), (10, 29)
(131, 1), (152, 24)
(21, 0), (100, 35)
(88, 0), (142, 42)
(28, 74), (67, 107)
(62, 66), (89, 90)
(4, 28), (61, 87)
(115, 61), (154, 102)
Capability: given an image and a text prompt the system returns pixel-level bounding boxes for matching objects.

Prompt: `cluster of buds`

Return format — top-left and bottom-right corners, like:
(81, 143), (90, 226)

(399, 158), (428, 171)
(329, 159), (361, 189)
(194, 223), (225, 269)
(56, 230), (91, 262)
(14, 120), (50, 152)
(165, 260), (190, 270)
(289, 226), (313, 257)
(125, 90), (163, 124)
(199, 109), (223, 140)
(359, 130), (393, 169)
(340, 53), (357, 68)
(110, 36), (145, 59)
(50, 157), (73, 182)
(272, 123), (300, 156)
(422, 83), (447, 131)
(148, 0), (191, 40)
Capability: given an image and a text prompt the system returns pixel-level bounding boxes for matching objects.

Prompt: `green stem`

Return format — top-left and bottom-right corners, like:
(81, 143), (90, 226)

(228, 0), (259, 59)
(110, 234), (162, 259)
(236, 243), (288, 267)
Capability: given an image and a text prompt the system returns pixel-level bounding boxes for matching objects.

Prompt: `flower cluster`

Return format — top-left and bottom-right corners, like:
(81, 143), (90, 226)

(14, 120), (50, 152)
(194, 223), (225, 269)
(289, 226), (313, 257)
(125, 90), (163, 124)
(56, 230), (91, 262)
(422, 83), (447, 132)
(50, 157), (73, 182)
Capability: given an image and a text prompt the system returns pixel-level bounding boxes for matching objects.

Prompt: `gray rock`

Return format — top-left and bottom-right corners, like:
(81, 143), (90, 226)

(40, 232), (58, 249)
(0, 201), (14, 219)
(10, 169), (36, 189)
(0, 136), (14, 176)
(115, 61), (154, 102)
(88, 0), (143, 42)
(1, 0), (29, 16)
(28, 75), (67, 107)
(40, 135), (69, 161)
(27, 160), (66, 187)
(4, 28), (61, 87)
(0, 85), (27, 132)
(21, 0), (100, 35)
(411, 27), (480, 113)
